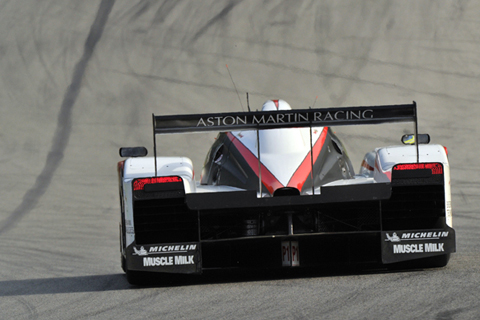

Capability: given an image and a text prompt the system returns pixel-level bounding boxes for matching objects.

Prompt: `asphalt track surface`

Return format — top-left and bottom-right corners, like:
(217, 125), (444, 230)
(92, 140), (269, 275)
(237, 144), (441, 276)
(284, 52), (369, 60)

(1, 1), (479, 319)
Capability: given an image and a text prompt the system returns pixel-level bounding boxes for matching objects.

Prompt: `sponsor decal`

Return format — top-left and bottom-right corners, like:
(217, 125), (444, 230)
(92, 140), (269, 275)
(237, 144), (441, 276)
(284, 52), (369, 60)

(154, 104), (416, 134)
(142, 255), (195, 267)
(381, 228), (455, 264)
(126, 227), (135, 234)
(393, 243), (444, 254)
(132, 244), (197, 256)
(196, 110), (374, 128)
(385, 231), (449, 242)
(127, 242), (200, 273)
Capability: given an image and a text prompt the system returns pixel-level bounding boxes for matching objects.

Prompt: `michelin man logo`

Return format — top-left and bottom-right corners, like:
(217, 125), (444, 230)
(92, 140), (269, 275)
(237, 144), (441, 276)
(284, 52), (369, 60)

(133, 246), (148, 256)
(385, 232), (401, 242)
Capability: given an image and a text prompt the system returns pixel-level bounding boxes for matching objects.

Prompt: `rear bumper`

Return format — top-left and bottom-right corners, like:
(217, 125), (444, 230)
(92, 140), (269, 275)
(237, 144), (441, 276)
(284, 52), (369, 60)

(125, 225), (455, 274)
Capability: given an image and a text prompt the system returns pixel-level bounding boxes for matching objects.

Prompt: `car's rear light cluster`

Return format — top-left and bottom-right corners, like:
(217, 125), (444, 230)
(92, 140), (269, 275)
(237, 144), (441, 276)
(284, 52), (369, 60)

(393, 163), (443, 175)
(133, 176), (182, 191)
(132, 176), (185, 200)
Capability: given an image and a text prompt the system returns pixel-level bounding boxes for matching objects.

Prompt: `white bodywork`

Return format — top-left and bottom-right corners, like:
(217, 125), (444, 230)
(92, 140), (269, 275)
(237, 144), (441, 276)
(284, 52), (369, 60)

(230, 127), (324, 186)
(123, 156), (195, 192)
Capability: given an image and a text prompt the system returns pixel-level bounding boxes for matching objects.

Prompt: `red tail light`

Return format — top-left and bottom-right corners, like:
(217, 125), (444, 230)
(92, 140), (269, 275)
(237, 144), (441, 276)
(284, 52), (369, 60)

(393, 163), (443, 175)
(133, 176), (183, 191)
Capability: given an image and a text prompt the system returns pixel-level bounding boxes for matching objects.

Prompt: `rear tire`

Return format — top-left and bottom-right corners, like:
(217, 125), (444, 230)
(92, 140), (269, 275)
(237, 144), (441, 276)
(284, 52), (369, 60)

(121, 255), (126, 273)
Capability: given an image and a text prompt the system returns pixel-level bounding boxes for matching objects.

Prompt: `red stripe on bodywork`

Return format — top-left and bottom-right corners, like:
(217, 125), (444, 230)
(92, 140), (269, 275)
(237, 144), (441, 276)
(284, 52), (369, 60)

(361, 160), (374, 171)
(272, 100), (279, 109)
(227, 132), (283, 194)
(286, 127), (329, 191)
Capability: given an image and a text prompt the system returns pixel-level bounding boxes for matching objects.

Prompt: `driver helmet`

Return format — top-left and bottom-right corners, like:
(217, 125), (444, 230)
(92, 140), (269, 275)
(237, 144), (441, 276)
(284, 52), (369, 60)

(261, 99), (292, 111)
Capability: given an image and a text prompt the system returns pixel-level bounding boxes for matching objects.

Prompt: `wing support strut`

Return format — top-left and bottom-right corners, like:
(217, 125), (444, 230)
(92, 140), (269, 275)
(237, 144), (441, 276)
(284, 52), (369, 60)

(413, 101), (419, 163)
(256, 125), (262, 195)
(309, 118), (315, 195)
(152, 113), (157, 177)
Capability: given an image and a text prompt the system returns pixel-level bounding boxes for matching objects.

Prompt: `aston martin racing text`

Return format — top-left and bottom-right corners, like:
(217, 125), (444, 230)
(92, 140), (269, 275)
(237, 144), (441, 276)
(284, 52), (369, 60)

(196, 110), (374, 127)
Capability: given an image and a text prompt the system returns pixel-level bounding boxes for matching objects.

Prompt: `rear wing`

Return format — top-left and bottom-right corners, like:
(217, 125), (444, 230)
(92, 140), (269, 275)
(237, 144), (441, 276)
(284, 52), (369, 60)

(152, 102), (420, 192)
(153, 103), (417, 133)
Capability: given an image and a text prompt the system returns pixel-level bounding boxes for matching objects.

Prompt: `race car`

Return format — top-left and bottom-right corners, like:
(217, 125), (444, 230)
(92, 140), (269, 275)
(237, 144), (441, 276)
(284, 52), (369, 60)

(117, 100), (455, 285)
